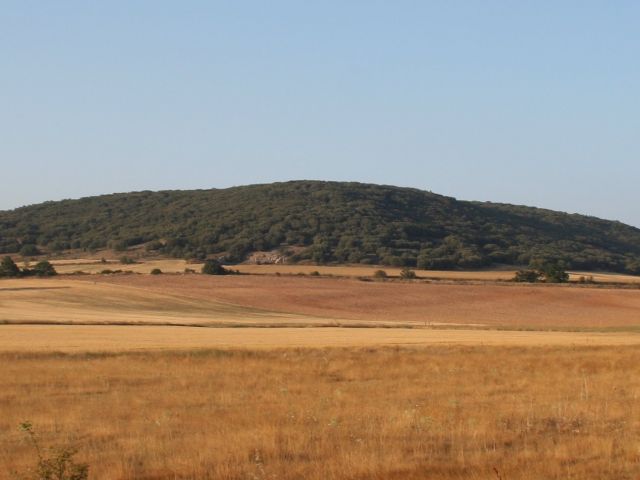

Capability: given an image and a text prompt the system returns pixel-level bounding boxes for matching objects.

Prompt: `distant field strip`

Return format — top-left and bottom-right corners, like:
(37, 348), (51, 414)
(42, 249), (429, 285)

(2, 325), (640, 352)
(0, 279), (310, 326)
(88, 274), (640, 328)
(45, 258), (640, 283)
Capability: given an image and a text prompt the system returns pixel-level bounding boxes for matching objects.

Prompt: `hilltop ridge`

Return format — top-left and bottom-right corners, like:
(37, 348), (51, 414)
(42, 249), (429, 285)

(1, 180), (639, 273)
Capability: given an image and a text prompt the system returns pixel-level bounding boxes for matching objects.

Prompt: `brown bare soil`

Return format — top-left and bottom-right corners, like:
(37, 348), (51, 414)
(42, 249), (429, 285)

(3, 346), (640, 479)
(81, 274), (640, 328)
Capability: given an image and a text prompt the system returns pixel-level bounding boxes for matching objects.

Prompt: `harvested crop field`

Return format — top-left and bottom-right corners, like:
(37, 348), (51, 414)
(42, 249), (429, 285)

(2, 275), (640, 353)
(84, 274), (640, 329)
(0, 278), (304, 326)
(3, 325), (640, 352)
(3, 346), (640, 479)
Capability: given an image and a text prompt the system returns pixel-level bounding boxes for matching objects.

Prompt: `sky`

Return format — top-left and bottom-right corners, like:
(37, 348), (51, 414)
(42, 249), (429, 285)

(1, 1), (639, 226)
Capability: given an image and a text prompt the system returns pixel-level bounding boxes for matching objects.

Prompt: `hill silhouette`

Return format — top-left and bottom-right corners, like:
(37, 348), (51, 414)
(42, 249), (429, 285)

(1, 181), (639, 273)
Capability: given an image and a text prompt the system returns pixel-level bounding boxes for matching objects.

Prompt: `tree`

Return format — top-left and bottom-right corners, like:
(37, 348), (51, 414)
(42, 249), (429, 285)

(31, 260), (57, 277)
(202, 259), (229, 275)
(0, 256), (21, 277)
(514, 261), (568, 283)
(539, 262), (569, 283)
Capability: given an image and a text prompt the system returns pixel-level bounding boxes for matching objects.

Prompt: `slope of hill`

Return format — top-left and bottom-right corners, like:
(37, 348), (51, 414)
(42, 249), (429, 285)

(1, 181), (639, 273)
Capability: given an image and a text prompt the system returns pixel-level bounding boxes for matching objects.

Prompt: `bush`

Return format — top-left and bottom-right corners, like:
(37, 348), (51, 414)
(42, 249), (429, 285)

(309, 270), (320, 276)
(373, 269), (387, 279)
(513, 269), (541, 283)
(18, 421), (89, 480)
(120, 256), (136, 265)
(400, 267), (417, 280)
(150, 268), (162, 275)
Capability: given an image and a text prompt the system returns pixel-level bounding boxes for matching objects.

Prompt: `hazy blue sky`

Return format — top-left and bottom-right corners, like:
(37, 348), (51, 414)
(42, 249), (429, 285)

(2, 1), (638, 226)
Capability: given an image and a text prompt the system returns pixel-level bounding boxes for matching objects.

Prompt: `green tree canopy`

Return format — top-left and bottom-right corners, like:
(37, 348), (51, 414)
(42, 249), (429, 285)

(1, 181), (639, 273)
(0, 256), (21, 277)
(31, 260), (57, 277)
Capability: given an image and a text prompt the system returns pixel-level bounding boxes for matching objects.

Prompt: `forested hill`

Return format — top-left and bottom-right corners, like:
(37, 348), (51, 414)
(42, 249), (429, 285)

(1, 181), (639, 273)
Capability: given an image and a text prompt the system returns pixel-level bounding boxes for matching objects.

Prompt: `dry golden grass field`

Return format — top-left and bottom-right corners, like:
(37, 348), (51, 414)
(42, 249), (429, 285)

(3, 346), (640, 479)
(2, 273), (640, 479)
(3, 325), (640, 352)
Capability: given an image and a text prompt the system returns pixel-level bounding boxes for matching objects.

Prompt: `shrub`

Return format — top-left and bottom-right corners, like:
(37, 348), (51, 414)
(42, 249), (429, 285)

(309, 270), (320, 276)
(578, 275), (595, 284)
(120, 256), (136, 265)
(18, 421), (89, 480)
(373, 270), (387, 279)
(513, 269), (541, 283)
(150, 268), (163, 275)
(400, 268), (417, 280)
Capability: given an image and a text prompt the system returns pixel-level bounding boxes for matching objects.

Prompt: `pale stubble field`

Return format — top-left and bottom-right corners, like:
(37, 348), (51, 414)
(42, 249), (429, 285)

(1, 273), (640, 479)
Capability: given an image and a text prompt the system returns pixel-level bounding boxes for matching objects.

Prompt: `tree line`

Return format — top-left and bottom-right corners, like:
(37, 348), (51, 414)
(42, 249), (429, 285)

(0, 256), (57, 278)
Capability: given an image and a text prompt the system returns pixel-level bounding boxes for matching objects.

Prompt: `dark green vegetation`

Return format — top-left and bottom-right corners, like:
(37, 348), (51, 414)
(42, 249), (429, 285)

(201, 259), (237, 275)
(1, 181), (640, 273)
(0, 256), (57, 278)
(514, 261), (569, 283)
